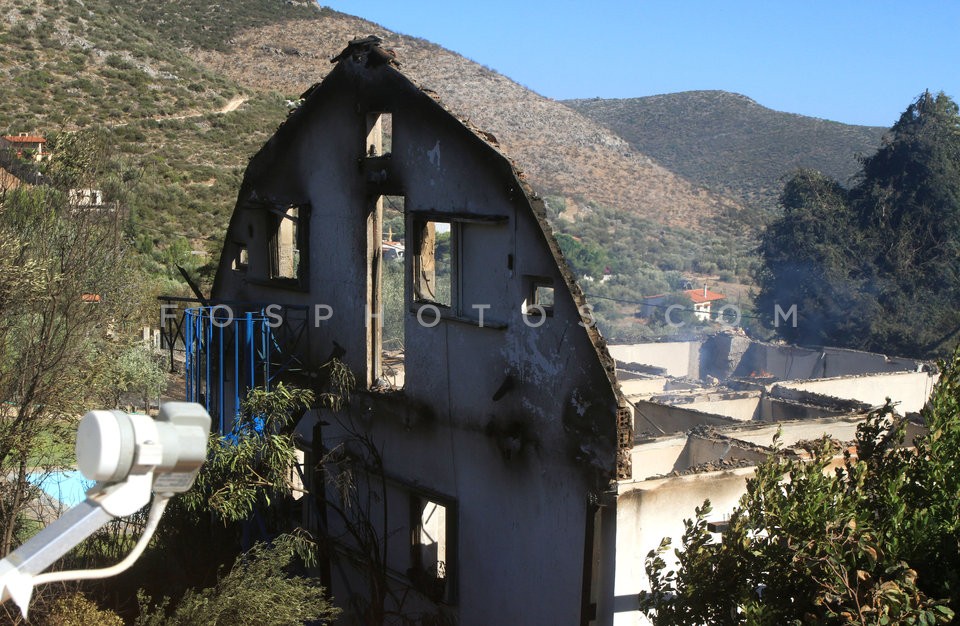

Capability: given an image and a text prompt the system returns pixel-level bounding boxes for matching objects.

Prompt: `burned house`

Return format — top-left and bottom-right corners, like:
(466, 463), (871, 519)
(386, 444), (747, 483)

(176, 36), (942, 626)
(205, 37), (630, 624)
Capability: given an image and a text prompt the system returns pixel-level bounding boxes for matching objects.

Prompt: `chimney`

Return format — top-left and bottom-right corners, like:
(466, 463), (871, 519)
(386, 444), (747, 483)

(703, 285), (708, 297)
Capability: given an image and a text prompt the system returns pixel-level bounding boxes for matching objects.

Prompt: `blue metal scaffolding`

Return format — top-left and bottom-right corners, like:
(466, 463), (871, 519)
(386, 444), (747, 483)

(183, 306), (289, 433)
(184, 307), (275, 433)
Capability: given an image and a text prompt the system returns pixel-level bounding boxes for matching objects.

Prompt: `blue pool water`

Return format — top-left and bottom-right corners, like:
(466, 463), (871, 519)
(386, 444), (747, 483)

(28, 470), (93, 507)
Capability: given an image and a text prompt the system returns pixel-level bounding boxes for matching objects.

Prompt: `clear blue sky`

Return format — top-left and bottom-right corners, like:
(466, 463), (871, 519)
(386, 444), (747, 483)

(319, 1), (960, 127)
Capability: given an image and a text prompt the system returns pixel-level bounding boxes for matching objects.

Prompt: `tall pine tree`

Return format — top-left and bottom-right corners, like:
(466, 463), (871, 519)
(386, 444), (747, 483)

(757, 91), (960, 357)
(853, 91), (960, 355)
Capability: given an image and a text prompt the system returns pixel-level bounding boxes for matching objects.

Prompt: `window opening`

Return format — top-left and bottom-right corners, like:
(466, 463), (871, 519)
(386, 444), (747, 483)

(535, 284), (555, 309)
(409, 494), (456, 603)
(379, 195), (405, 388)
(232, 245), (248, 272)
(414, 220), (453, 309)
(366, 112), (393, 157)
(523, 277), (554, 318)
(269, 205), (305, 282)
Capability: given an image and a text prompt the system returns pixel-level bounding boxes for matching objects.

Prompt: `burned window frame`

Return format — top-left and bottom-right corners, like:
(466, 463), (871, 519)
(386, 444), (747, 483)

(407, 212), (511, 327)
(368, 194), (407, 390)
(365, 111), (393, 158)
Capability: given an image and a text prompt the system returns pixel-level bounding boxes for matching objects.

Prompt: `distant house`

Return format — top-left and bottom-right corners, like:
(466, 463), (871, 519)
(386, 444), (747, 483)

(683, 285), (725, 321)
(69, 188), (105, 208)
(382, 224), (405, 261)
(382, 239), (404, 261)
(0, 133), (49, 162)
(637, 286), (725, 322)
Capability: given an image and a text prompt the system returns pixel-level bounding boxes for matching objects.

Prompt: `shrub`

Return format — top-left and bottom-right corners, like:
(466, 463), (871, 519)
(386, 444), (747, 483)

(135, 536), (340, 626)
(42, 593), (125, 626)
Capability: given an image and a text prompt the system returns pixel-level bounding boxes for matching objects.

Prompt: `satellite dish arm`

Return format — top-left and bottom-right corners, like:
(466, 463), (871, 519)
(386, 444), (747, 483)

(0, 403), (210, 618)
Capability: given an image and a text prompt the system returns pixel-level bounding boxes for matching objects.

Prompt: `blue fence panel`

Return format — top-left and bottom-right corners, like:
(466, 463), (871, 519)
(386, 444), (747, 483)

(183, 307), (278, 434)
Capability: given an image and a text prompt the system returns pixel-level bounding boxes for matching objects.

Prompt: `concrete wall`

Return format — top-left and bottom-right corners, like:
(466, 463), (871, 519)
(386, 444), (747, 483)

(775, 371), (937, 414)
(760, 397), (846, 422)
(614, 470), (754, 625)
(700, 334), (930, 382)
(735, 343), (927, 381)
(609, 342), (701, 379)
(721, 417), (864, 447)
(617, 371), (670, 397)
(684, 396), (760, 421)
(629, 435), (689, 480)
(683, 435), (769, 467)
(632, 400), (739, 436)
(630, 432), (769, 481)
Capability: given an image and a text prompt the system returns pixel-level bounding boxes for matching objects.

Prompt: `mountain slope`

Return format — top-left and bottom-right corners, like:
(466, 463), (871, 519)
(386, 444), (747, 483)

(185, 15), (746, 236)
(0, 0), (318, 271)
(0, 0), (758, 297)
(565, 91), (886, 210)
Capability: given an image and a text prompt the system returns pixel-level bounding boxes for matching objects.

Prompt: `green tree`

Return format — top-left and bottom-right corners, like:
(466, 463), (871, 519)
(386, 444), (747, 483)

(756, 169), (877, 347)
(854, 91), (960, 286)
(639, 347), (960, 624)
(0, 132), (138, 556)
(135, 536), (340, 626)
(126, 378), (350, 623)
(556, 232), (611, 278)
(852, 91), (960, 356)
(109, 342), (168, 412)
(381, 260), (405, 356)
(756, 92), (960, 356)
(184, 382), (316, 523)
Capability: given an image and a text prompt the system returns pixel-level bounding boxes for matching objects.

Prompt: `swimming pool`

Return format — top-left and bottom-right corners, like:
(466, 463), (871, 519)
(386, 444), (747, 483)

(27, 470), (93, 507)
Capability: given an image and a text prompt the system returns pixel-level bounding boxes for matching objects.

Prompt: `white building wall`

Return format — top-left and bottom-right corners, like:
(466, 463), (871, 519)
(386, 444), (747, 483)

(774, 371), (937, 414)
(618, 374), (670, 397)
(614, 470), (754, 625)
(609, 342), (701, 379)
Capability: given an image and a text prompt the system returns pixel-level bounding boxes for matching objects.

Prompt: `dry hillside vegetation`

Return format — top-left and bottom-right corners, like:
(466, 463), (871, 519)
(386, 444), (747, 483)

(0, 0), (759, 299)
(567, 91), (886, 212)
(189, 15), (745, 232)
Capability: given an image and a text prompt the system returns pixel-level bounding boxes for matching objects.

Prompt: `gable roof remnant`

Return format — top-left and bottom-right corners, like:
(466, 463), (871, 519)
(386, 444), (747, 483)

(351, 36), (634, 478)
(330, 35), (399, 68)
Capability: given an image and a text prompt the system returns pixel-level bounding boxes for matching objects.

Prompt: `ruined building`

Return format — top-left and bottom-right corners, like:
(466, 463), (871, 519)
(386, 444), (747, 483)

(204, 37), (630, 624)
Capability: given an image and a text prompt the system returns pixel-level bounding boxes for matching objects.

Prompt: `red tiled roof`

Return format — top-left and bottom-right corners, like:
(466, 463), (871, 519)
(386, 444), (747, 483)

(684, 288), (725, 304)
(81, 293), (102, 303)
(2, 135), (46, 144)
